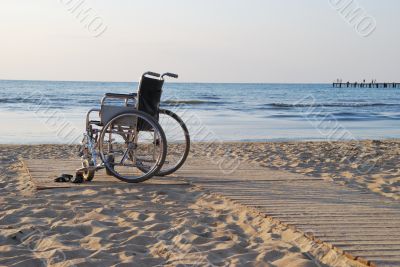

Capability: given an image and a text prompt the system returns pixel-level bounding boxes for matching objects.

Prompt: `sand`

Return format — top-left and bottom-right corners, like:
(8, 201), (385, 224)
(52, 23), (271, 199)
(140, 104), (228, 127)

(1, 141), (396, 266)
(0, 145), (322, 267)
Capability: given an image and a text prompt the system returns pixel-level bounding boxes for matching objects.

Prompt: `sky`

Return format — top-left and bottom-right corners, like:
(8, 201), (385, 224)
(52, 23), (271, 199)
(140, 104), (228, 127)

(0, 0), (399, 83)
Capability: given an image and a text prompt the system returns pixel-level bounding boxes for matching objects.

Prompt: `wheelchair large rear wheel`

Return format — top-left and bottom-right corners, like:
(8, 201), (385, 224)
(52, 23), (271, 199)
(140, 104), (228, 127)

(98, 110), (167, 183)
(137, 109), (190, 176)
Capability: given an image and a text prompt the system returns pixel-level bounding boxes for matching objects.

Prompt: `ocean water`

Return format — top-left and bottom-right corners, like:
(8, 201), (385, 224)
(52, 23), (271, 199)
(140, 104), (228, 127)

(0, 80), (399, 144)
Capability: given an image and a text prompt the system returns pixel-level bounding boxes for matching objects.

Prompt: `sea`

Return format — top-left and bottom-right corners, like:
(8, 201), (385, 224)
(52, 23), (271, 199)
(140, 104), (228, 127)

(0, 80), (399, 144)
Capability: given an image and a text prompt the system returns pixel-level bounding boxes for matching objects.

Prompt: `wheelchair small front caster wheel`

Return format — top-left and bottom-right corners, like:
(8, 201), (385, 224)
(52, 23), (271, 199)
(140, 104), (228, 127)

(105, 155), (115, 176)
(82, 159), (95, 181)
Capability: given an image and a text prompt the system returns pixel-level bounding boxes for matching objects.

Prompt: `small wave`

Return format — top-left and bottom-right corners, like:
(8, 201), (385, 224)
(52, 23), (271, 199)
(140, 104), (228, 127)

(77, 99), (100, 104)
(333, 112), (363, 117)
(268, 114), (301, 119)
(163, 99), (219, 105)
(199, 95), (222, 100)
(266, 112), (400, 121)
(0, 97), (73, 104)
(0, 97), (41, 104)
(269, 102), (398, 108)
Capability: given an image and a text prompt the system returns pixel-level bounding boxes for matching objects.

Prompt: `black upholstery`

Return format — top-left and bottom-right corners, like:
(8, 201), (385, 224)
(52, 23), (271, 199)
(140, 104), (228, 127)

(137, 76), (164, 131)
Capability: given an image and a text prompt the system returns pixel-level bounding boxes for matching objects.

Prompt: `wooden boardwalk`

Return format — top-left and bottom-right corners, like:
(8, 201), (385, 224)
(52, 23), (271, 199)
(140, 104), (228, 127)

(23, 159), (400, 266)
(22, 159), (189, 190)
(175, 159), (400, 267)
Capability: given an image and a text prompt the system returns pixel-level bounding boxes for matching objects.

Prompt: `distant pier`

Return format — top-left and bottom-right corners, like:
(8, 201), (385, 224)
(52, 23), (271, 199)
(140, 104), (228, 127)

(333, 82), (400, 88)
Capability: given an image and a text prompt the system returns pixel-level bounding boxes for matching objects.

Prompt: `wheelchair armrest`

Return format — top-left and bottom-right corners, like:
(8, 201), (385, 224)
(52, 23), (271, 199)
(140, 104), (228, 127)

(104, 93), (137, 99)
(86, 108), (101, 131)
(102, 93), (137, 106)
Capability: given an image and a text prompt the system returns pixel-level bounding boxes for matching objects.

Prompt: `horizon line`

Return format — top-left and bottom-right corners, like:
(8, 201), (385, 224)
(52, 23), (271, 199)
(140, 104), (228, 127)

(0, 78), (339, 84)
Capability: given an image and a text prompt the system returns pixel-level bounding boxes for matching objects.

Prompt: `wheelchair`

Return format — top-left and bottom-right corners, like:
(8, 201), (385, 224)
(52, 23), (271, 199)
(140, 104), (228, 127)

(77, 72), (190, 183)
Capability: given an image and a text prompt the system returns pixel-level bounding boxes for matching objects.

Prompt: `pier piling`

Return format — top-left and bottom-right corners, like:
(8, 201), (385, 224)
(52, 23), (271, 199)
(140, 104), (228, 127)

(333, 82), (399, 88)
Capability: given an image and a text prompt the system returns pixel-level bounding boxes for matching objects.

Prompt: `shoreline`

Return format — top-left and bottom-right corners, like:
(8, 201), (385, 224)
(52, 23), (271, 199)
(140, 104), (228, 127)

(1, 137), (400, 145)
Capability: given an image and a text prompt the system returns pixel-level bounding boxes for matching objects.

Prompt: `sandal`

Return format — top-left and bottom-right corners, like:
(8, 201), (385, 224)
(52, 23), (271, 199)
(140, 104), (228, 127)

(54, 174), (73, 183)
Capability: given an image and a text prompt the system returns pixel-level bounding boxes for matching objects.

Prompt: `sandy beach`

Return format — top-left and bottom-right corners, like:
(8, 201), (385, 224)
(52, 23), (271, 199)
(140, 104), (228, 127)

(0, 141), (398, 266)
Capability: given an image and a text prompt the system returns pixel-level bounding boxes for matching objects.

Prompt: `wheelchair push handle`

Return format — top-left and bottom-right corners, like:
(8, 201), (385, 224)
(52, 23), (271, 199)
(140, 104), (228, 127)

(162, 73), (179, 79)
(143, 71), (161, 78)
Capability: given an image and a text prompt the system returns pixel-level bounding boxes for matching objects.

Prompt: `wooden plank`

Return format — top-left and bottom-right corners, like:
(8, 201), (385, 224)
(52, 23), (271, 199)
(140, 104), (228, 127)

(279, 222), (400, 227)
(331, 241), (400, 246)
(345, 250), (400, 257)
(268, 214), (400, 219)
(295, 226), (400, 232)
(315, 233), (400, 238)
(338, 245), (400, 251)
(323, 238), (400, 242)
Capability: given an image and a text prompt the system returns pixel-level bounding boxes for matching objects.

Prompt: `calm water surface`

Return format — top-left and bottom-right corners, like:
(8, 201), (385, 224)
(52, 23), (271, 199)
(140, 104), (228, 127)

(0, 80), (399, 144)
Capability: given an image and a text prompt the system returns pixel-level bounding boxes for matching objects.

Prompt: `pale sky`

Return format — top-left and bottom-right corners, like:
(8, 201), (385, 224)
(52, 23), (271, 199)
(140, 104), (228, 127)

(0, 0), (399, 83)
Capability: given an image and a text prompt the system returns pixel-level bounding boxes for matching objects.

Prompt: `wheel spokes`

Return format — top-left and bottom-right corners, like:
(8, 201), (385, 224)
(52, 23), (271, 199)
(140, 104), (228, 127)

(99, 112), (166, 182)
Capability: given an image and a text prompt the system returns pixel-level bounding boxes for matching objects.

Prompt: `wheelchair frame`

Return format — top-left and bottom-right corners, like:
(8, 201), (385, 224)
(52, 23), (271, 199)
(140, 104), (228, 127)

(77, 71), (187, 183)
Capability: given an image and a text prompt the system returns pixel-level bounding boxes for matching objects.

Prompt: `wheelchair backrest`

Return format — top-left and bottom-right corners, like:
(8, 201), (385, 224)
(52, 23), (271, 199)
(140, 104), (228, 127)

(137, 75), (164, 130)
(137, 75), (164, 118)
